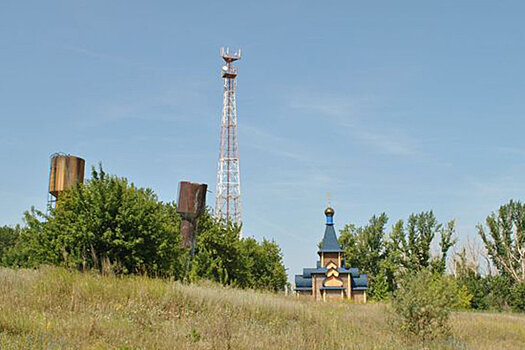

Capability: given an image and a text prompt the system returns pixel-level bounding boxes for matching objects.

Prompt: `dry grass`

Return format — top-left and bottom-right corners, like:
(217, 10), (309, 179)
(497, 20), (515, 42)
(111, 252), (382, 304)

(0, 267), (523, 349)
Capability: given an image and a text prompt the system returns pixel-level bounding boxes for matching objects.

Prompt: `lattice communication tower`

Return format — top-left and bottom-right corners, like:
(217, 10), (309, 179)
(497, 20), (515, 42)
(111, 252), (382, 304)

(215, 47), (242, 226)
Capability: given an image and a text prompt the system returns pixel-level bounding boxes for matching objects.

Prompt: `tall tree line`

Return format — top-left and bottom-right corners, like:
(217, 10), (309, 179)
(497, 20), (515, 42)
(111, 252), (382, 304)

(0, 166), (287, 292)
(338, 201), (525, 311)
(339, 211), (455, 300)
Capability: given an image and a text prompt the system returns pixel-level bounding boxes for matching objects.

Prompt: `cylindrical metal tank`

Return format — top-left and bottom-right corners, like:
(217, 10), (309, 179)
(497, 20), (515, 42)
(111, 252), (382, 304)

(177, 182), (207, 217)
(48, 153), (85, 198)
(177, 181), (207, 248)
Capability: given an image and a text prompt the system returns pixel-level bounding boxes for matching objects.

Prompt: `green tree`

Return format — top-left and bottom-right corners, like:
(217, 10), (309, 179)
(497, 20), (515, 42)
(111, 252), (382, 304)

(190, 213), (287, 291)
(339, 213), (389, 298)
(485, 275), (513, 311)
(15, 166), (184, 276)
(339, 212), (455, 298)
(2, 209), (50, 268)
(452, 248), (489, 310)
(510, 282), (525, 312)
(388, 211), (456, 274)
(478, 200), (525, 284)
(241, 237), (287, 291)
(0, 225), (21, 266)
(371, 269), (390, 300)
(4, 165), (288, 291)
(189, 213), (246, 285)
(339, 213), (388, 277)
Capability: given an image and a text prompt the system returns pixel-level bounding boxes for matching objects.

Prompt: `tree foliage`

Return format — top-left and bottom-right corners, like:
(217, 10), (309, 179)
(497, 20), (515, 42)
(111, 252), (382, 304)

(339, 213), (388, 298)
(478, 200), (525, 284)
(9, 166), (183, 276)
(339, 213), (388, 278)
(453, 246), (525, 312)
(0, 225), (21, 266)
(241, 237), (288, 291)
(190, 213), (246, 285)
(388, 212), (456, 274)
(189, 213), (287, 291)
(339, 211), (456, 299)
(1, 165), (288, 292)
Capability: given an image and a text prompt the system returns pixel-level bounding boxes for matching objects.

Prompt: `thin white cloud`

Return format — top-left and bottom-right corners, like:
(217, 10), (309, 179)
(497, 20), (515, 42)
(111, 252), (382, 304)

(242, 123), (322, 164)
(346, 127), (416, 156)
(248, 214), (309, 243)
(467, 175), (525, 197)
(59, 44), (155, 71)
(287, 92), (419, 156)
(75, 83), (214, 128)
(288, 98), (355, 117)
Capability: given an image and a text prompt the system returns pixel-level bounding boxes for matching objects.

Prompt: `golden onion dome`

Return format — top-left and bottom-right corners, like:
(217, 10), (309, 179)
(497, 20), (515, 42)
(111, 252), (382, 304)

(324, 207), (335, 216)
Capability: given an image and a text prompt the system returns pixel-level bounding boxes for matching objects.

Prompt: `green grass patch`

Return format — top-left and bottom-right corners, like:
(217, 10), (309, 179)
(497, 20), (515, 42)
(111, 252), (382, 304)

(0, 267), (523, 349)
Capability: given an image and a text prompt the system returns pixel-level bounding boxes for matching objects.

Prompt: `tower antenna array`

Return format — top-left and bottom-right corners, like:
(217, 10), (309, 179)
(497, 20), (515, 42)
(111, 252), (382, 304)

(215, 47), (242, 227)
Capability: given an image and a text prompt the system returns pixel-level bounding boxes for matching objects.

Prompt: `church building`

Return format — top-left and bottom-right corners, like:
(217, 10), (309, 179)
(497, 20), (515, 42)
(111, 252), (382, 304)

(294, 207), (368, 302)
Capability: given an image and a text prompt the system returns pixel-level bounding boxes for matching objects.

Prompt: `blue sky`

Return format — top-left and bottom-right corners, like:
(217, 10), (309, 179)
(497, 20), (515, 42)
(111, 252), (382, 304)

(1, 1), (525, 278)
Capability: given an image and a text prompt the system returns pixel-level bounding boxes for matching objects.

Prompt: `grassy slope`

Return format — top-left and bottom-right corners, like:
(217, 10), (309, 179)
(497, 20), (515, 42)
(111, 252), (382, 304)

(0, 268), (524, 350)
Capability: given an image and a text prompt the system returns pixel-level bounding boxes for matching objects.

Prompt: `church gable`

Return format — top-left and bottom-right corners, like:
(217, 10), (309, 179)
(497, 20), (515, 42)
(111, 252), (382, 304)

(324, 275), (344, 287)
(326, 261), (338, 271)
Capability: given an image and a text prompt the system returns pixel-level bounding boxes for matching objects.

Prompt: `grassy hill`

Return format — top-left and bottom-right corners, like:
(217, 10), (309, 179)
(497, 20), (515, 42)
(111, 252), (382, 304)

(0, 267), (524, 349)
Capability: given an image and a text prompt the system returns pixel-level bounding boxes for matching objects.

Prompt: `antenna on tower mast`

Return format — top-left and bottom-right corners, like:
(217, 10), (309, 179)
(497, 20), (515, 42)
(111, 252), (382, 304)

(215, 47), (242, 229)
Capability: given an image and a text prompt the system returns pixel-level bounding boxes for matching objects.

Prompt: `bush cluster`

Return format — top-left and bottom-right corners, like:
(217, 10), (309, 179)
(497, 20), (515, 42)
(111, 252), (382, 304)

(456, 270), (525, 312)
(392, 269), (470, 341)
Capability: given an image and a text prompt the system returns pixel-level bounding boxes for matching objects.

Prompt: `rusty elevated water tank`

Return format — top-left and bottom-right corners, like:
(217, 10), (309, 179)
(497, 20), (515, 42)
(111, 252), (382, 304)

(177, 181), (207, 248)
(177, 182), (207, 217)
(48, 153), (85, 198)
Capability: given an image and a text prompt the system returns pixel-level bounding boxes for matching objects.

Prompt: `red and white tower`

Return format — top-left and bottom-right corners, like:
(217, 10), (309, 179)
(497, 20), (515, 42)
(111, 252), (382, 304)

(215, 47), (242, 226)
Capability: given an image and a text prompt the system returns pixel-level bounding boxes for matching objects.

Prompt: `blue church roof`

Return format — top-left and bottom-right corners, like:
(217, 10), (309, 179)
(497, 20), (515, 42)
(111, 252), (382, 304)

(294, 272), (368, 291)
(302, 266), (361, 278)
(340, 267), (361, 277)
(351, 274), (368, 289)
(318, 222), (343, 253)
(295, 275), (312, 289)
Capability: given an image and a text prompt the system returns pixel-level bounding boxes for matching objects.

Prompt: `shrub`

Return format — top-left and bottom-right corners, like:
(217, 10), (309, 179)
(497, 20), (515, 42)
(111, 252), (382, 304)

(456, 269), (490, 310)
(0, 226), (20, 265)
(370, 270), (391, 301)
(392, 269), (471, 341)
(485, 275), (513, 311)
(510, 283), (525, 312)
